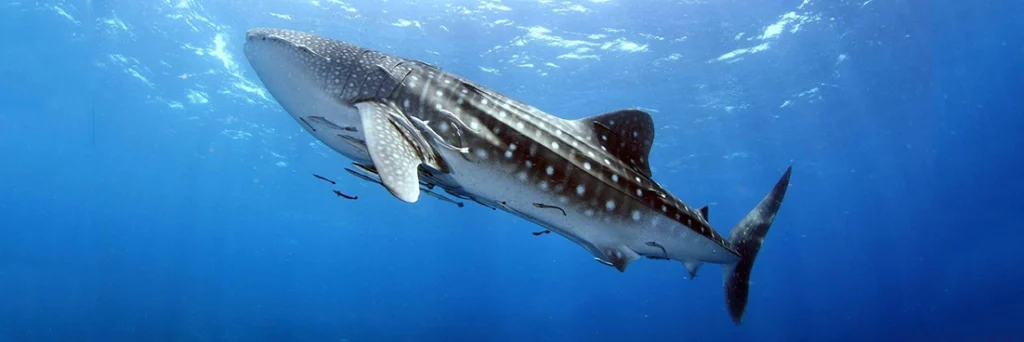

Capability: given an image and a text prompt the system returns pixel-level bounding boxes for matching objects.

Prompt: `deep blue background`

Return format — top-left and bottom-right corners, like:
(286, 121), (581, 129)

(1, 0), (1021, 341)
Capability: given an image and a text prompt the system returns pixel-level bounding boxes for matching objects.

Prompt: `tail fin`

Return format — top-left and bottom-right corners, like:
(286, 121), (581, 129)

(722, 166), (792, 325)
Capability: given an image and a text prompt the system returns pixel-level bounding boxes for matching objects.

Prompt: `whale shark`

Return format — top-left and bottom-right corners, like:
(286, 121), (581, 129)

(243, 28), (792, 324)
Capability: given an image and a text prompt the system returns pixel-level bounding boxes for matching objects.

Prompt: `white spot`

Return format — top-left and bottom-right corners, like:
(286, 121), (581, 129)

(605, 200), (616, 211)
(403, 99), (410, 108)
(517, 171), (528, 181)
(516, 121), (525, 129)
(631, 210), (641, 221)
(435, 90), (443, 97)
(588, 151), (595, 158)
(662, 205), (668, 212)
(469, 120), (480, 130)
(435, 104), (443, 110)
(525, 160), (534, 168)
(508, 143), (517, 151)
(583, 162), (591, 170)
(636, 189), (643, 196)
(482, 99), (489, 106)
(576, 185), (586, 196)
(604, 158), (611, 165)
(552, 141), (560, 150)
(504, 151), (513, 159)
(584, 209), (595, 217)
(611, 174), (619, 183)
(539, 181), (549, 190)
(475, 149), (488, 159)
(635, 177), (642, 182)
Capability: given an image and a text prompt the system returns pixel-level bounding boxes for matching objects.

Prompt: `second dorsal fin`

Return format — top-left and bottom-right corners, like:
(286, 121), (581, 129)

(576, 109), (655, 177)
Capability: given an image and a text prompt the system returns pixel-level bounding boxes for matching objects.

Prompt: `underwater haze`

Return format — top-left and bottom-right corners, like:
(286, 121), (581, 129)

(1, 0), (1022, 341)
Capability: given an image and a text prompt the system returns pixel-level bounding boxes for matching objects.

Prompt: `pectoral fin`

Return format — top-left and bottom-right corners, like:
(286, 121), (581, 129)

(596, 245), (642, 272)
(356, 101), (423, 203)
(683, 260), (703, 279)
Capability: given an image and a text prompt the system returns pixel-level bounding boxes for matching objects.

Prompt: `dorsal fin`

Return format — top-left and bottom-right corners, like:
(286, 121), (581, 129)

(700, 206), (709, 220)
(577, 109), (655, 177)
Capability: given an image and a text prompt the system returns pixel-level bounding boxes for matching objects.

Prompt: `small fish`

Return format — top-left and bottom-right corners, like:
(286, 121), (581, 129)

(298, 117), (317, 132)
(422, 188), (464, 208)
(333, 189), (358, 200)
(531, 230), (551, 236)
(308, 115), (358, 132)
(532, 203), (567, 216)
(313, 174), (336, 185)
(645, 241), (668, 259)
(345, 167), (382, 185)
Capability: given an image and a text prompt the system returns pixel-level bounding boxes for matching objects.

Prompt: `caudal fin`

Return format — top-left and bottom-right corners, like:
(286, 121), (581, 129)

(722, 166), (792, 325)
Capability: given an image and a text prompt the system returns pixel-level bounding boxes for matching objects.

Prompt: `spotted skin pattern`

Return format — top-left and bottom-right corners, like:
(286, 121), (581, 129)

(244, 28), (793, 325)
(356, 101), (424, 202)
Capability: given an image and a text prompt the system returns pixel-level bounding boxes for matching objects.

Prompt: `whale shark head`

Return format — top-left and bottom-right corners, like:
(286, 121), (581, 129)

(243, 28), (372, 119)
(245, 28), (335, 115)
(243, 28), (387, 164)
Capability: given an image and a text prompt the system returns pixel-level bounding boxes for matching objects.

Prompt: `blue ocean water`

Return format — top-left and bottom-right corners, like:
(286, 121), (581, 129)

(1, 0), (1021, 341)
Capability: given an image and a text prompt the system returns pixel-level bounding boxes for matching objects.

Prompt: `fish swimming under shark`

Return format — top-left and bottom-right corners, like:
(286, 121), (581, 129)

(243, 27), (792, 324)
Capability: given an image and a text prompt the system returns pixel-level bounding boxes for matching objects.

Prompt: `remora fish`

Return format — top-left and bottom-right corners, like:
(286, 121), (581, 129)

(243, 28), (792, 324)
